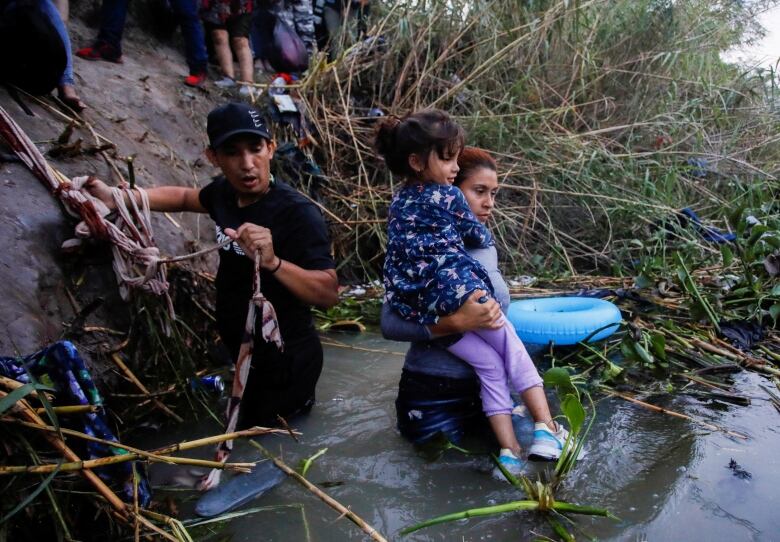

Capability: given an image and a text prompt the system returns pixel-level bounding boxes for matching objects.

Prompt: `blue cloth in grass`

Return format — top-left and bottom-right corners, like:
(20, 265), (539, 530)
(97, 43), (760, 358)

(0, 341), (151, 507)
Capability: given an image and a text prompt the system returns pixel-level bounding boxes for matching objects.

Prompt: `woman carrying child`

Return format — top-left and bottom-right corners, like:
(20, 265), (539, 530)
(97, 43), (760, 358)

(376, 110), (570, 476)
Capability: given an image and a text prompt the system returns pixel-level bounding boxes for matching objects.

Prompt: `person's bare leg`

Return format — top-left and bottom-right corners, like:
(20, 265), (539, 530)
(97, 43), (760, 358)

(488, 414), (522, 456)
(232, 36), (253, 83)
(212, 29), (234, 79)
(520, 385), (557, 431)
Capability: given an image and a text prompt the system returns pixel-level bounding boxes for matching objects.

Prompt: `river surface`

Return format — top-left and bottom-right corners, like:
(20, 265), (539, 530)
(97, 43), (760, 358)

(144, 332), (780, 541)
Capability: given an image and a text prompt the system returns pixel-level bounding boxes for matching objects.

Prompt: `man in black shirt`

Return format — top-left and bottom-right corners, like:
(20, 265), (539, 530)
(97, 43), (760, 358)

(87, 102), (339, 426)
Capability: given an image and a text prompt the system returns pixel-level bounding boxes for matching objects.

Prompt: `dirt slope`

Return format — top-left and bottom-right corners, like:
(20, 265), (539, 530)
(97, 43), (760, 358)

(0, 14), (225, 368)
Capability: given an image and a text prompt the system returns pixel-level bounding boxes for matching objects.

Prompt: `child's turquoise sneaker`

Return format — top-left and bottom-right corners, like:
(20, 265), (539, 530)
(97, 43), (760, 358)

(493, 448), (525, 480)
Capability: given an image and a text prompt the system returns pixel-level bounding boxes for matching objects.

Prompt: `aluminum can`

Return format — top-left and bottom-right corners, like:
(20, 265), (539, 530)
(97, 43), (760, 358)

(191, 376), (224, 394)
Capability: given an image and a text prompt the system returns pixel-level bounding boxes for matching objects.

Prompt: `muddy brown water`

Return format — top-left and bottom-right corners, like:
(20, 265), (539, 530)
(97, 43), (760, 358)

(144, 332), (780, 541)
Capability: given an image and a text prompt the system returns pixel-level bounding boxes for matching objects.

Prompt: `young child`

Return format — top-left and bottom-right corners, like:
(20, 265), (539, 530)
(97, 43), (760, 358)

(201, 0), (255, 96)
(376, 110), (560, 475)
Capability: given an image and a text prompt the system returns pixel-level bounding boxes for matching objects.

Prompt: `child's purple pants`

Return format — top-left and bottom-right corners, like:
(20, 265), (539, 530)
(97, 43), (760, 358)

(447, 318), (542, 417)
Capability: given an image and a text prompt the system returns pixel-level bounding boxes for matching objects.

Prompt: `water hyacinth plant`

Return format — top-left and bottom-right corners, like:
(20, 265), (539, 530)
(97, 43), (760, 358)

(402, 366), (613, 540)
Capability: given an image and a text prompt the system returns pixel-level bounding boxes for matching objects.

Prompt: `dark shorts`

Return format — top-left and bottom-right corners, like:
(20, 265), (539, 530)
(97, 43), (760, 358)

(395, 369), (487, 445)
(227, 330), (323, 429)
(206, 13), (252, 38)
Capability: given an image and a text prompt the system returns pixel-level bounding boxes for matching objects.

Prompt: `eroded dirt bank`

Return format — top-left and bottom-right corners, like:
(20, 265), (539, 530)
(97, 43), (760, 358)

(0, 13), (228, 370)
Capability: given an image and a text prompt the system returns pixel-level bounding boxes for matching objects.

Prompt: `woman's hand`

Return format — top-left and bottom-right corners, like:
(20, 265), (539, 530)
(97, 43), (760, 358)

(82, 177), (117, 211)
(429, 290), (503, 337)
(225, 224), (279, 270)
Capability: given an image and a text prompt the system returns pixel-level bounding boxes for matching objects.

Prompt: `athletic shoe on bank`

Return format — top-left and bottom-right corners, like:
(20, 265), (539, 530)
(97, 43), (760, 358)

(214, 76), (236, 88)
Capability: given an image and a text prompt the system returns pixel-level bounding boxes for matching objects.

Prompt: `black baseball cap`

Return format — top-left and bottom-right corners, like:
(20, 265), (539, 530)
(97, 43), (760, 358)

(206, 102), (272, 149)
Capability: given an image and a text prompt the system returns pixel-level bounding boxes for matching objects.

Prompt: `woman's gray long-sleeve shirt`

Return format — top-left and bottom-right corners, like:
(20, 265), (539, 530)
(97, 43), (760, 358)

(380, 245), (510, 380)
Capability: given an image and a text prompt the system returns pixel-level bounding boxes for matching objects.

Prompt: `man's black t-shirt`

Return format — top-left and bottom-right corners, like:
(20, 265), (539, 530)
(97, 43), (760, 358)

(199, 175), (335, 356)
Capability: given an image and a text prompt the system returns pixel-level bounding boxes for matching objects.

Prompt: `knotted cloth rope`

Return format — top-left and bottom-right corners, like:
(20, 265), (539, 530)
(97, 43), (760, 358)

(0, 106), (175, 314)
(0, 105), (235, 323)
(199, 253), (283, 490)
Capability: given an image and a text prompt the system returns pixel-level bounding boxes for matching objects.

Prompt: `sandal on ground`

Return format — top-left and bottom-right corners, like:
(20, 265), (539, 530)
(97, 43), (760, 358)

(214, 76), (236, 88)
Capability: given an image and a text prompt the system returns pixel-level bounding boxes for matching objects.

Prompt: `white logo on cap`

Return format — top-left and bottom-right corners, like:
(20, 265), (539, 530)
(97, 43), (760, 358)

(248, 110), (263, 128)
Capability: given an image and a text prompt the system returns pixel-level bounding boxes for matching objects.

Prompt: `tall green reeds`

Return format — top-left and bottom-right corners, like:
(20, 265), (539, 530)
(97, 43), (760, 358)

(302, 0), (780, 280)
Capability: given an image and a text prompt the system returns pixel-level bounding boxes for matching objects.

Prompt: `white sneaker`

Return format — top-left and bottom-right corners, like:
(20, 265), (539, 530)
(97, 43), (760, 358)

(528, 422), (570, 461)
(238, 85), (254, 98)
(214, 76), (236, 88)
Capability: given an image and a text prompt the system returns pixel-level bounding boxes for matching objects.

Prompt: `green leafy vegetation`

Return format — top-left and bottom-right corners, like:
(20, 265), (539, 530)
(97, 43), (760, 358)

(403, 366), (612, 539)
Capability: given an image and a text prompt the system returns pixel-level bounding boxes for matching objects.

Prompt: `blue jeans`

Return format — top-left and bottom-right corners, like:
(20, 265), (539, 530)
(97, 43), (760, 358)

(95, 0), (128, 52)
(170, 0), (208, 73)
(38, 0), (74, 86)
(396, 369), (487, 445)
(96, 0), (207, 72)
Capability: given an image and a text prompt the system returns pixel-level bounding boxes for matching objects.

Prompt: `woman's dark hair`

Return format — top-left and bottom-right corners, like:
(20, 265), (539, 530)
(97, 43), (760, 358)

(454, 147), (497, 186)
(374, 109), (464, 178)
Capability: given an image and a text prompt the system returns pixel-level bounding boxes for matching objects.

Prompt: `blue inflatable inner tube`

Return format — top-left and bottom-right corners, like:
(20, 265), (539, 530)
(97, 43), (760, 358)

(507, 297), (622, 345)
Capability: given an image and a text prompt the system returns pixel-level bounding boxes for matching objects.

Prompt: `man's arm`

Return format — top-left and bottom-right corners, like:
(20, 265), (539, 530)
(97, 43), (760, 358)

(227, 223), (339, 308)
(143, 186), (206, 212)
(84, 178), (206, 213)
(272, 262), (339, 308)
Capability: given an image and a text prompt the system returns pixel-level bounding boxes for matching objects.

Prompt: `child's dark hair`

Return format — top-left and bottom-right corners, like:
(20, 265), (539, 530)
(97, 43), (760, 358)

(454, 147), (496, 186)
(374, 109), (465, 178)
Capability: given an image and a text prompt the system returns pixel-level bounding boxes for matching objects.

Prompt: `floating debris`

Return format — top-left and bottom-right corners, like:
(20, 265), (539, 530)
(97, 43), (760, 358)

(727, 459), (752, 480)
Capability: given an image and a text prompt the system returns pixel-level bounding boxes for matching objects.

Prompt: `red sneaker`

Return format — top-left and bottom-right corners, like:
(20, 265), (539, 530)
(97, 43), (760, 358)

(75, 43), (123, 63)
(184, 72), (207, 87)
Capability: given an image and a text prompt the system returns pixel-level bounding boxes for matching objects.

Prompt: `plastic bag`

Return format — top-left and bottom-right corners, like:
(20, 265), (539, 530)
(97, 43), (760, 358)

(255, 7), (309, 73)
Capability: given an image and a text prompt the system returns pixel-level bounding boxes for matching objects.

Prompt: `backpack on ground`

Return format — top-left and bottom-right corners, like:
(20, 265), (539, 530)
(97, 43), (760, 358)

(255, 5), (309, 73)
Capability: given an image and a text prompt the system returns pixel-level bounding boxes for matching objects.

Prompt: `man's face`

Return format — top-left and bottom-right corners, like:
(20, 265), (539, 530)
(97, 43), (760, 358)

(206, 135), (276, 204)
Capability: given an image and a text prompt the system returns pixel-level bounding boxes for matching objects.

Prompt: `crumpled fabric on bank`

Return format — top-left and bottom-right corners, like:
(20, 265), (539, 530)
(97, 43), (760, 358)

(0, 340), (151, 506)
(719, 320), (765, 351)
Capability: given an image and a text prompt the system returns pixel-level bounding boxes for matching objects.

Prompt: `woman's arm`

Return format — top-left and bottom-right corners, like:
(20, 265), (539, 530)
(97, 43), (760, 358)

(380, 302), (431, 342)
(428, 290), (503, 337)
(381, 290), (503, 343)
